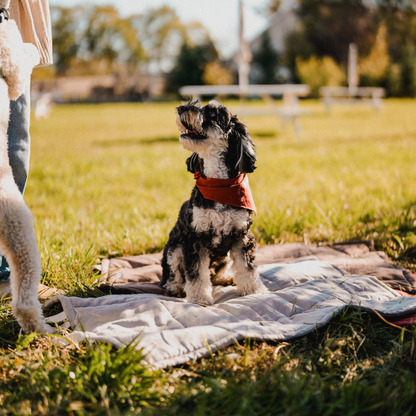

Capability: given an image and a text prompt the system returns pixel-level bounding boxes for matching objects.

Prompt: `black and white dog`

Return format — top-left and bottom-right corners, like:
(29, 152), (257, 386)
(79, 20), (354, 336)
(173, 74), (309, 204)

(160, 100), (267, 305)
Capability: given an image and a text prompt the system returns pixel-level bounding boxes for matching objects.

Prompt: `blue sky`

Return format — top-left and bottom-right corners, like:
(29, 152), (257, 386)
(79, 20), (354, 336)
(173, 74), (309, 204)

(48, 0), (271, 58)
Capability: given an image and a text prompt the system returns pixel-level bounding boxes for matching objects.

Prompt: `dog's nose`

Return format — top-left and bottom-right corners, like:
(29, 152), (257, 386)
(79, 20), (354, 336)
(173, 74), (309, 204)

(177, 105), (187, 115)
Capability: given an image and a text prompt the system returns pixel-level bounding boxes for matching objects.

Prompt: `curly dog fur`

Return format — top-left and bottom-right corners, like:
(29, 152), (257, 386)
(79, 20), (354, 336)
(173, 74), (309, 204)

(0, 0), (52, 333)
(160, 100), (267, 305)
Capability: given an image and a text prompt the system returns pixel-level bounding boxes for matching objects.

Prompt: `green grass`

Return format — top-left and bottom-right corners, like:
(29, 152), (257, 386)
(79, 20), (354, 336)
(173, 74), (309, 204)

(1, 99), (416, 414)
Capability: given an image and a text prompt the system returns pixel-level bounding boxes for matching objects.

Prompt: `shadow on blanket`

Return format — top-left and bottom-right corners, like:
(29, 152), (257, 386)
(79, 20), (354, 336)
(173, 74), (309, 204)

(98, 241), (416, 296)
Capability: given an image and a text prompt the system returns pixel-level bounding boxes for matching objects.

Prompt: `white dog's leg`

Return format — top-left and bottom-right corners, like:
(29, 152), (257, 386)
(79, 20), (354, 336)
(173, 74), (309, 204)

(0, 81), (52, 334)
(0, 196), (53, 333)
(230, 234), (267, 296)
(184, 246), (213, 305)
(0, 195), (53, 333)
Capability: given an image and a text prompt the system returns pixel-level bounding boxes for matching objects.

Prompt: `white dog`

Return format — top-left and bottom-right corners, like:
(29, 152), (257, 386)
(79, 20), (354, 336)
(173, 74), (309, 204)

(0, 0), (52, 333)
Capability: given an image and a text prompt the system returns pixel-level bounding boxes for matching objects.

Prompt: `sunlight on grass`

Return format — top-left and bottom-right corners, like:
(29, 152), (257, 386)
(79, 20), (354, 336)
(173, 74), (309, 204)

(25, 99), (416, 287)
(1, 99), (416, 415)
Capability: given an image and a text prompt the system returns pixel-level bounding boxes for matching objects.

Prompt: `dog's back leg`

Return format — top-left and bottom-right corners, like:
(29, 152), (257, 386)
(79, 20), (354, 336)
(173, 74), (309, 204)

(0, 188), (52, 333)
(230, 231), (267, 296)
(162, 244), (186, 297)
(210, 255), (235, 285)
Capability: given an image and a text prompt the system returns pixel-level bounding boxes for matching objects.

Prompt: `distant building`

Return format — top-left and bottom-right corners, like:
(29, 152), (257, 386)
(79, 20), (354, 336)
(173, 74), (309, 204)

(31, 73), (167, 103)
(228, 3), (301, 84)
(250, 4), (300, 56)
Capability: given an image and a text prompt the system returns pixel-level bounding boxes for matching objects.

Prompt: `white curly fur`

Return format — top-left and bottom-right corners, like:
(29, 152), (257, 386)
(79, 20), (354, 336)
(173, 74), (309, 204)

(0, 18), (39, 100)
(0, 16), (51, 333)
(178, 101), (230, 180)
(164, 100), (267, 304)
(184, 247), (213, 305)
(230, 237), (268, 296)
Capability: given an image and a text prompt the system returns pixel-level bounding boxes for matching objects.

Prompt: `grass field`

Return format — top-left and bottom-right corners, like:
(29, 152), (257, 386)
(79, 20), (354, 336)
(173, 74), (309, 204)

(1, 99), (416, 415)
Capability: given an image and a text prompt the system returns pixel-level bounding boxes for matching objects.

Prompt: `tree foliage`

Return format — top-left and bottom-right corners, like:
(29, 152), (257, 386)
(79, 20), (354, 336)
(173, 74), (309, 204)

(399, 43), (416, 96)
(297, 0), (379, 64)
(359, 24), (390, 86)
(135, 6), (187, 73)
(252, 29), (282, 84)
(269, 0), (416, 95)
(51, 5), (205, 76)
(166, 40), (220, 93)
(51, 7), (84, 75)
(202, 61), (233, 86)
(52, 5), (146, 75)
(296, 55), (345, 97)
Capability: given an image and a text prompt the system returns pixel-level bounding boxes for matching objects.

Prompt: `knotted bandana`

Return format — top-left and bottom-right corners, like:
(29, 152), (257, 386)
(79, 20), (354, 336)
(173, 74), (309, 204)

(194, 172), (257, 214)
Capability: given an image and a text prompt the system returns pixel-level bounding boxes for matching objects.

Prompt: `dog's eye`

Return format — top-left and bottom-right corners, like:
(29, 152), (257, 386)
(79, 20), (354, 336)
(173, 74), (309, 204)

(209, 110), (216, 118)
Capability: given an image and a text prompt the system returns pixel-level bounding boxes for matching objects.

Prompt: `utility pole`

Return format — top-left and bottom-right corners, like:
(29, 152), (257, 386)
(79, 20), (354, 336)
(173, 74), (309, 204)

(237, 0), (252, 89)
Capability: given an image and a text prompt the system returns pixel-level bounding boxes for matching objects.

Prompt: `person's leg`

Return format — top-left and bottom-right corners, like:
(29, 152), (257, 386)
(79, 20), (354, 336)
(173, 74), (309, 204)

(0, 86), (31, 281)
(8, 85), (31, 194)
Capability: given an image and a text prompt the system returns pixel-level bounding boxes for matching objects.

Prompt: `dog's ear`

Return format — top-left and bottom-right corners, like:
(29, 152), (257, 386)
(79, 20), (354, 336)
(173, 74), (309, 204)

(186, 152), (203, 173)
(228, 116), (257, 174)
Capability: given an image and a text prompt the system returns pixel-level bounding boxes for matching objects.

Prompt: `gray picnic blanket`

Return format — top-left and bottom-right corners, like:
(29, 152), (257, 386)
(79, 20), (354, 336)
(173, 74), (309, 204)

(44, 252), (416, 369)
(97, 242), (416, 295)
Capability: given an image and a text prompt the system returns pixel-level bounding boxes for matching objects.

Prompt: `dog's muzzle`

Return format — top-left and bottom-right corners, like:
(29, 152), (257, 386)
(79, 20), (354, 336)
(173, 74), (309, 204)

(180, 129), (206, 140)
(176, 104), (206, 140)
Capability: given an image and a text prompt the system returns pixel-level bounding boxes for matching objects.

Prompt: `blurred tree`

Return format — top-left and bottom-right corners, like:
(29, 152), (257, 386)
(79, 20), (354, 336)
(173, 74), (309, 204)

(377, 3), (416, 62)
(167, 40), (220, 93)
(118, 16), (147, 67)
(252, 29), (281, 84)
(384, 63), (402, 97)
(136, 6), (188, 73)
(359, 24), (390, 86)
(202, 61), (233, 85)
(297, 0), (378, 65)
(296, 55), (345, 97)
(267, 0), (416, 95)
(83, 6), (147, 73)
(267, 0), (380, 64)
(51, 6), (84, 75)
(52, 5), (146, 75)
(83, 6), (122, 71)
(284, 30), (313, 83)
(399, 43), (416, 97)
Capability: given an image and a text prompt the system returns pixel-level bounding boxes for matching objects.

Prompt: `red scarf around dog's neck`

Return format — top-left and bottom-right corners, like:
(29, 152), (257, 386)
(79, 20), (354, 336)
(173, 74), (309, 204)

(194, 171), (257, 214)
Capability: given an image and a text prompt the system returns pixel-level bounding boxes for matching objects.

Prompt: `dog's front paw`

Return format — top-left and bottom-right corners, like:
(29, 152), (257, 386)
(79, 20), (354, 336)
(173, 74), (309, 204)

(185, 279), (214, 305)
(186, 293), (214, 306)
(236, 277), (268, 297)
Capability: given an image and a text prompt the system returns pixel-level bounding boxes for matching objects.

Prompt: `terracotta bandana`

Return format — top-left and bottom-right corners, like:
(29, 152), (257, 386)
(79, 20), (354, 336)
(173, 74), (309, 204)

(194, 172), (257, 214)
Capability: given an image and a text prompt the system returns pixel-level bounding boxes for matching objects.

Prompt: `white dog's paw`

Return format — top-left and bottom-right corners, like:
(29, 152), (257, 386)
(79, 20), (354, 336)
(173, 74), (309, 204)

(186, 293), (214, 306)
(13, 305), (55, 334)
(18, 318), (55, 334)
(184, 278), (214, 305)
(236, 277), (268, 297)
